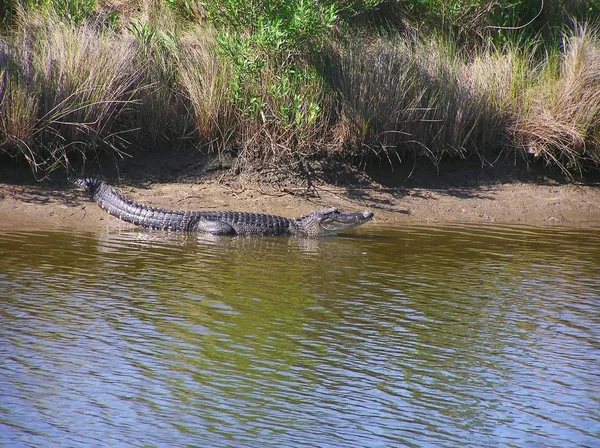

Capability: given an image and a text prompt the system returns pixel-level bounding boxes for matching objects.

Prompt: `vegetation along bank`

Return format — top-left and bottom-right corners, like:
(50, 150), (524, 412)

(0, 0), (599, 181)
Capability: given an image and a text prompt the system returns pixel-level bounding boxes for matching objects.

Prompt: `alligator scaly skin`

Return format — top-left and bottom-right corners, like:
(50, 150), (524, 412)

(78, 178), (293, 235)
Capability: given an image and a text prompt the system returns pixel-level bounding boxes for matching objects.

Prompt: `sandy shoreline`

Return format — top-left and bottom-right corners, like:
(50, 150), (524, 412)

(1, 158), (599, 232)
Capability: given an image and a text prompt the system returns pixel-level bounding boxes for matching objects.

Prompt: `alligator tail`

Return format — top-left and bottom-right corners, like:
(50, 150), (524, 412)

(71, 177), (102, 193)
(74, 177), (198, 231)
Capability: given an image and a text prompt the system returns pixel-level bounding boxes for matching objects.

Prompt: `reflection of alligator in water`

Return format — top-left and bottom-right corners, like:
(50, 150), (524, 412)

(0, 70), (7, 105)
(76, 178), (374, 236)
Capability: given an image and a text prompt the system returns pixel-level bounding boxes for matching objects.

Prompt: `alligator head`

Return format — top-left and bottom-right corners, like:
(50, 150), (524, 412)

(293, 207), (374, 236)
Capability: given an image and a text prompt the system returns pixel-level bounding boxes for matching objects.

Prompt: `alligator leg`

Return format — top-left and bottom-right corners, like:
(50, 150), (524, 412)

(193, 219), (235, 235)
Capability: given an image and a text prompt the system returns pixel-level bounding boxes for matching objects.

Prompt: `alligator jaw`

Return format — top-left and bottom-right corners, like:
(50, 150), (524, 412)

(293, 208), (374, 236)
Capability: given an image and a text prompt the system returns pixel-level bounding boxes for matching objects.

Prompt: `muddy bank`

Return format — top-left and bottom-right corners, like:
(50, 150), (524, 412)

(1, 156), (599, 231)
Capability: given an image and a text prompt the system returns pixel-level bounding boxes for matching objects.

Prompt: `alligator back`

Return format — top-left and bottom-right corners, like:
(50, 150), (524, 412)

(77, 178), (293, 235)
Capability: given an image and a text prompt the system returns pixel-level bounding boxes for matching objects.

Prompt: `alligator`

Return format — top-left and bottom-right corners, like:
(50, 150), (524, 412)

(75, 178), (374, 236)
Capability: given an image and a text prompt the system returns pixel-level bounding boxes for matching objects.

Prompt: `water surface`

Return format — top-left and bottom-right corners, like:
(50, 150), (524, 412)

(1, 225), (599, 447)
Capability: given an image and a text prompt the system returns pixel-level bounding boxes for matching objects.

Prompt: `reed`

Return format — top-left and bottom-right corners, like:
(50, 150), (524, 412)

(176, 30), (233, 152)
(0, 7), (139, 174)
(322, 25), (600, 176)
(513, 25), (600, 175)
(126, 1), (191, 149)
(322, 35), (509, 167)
(1, 1), (599, 179)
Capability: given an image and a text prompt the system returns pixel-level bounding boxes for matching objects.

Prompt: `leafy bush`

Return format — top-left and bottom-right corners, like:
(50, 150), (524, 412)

(1, 0), (97, 26)
(53, 0), (96, 24)
(176, 0), (337, 132)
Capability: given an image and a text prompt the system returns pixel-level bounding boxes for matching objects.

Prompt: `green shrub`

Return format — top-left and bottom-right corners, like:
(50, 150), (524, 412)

(200, 0), (336, 130)
(53, 0), (96, 24)
(1, 0), (97, 27)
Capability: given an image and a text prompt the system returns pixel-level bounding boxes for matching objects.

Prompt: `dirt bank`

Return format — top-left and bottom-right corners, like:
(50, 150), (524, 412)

(1, 155), (599, 231)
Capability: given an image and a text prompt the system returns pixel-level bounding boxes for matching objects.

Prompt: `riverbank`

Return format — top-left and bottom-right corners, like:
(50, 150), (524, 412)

(1, 155), (599, 231)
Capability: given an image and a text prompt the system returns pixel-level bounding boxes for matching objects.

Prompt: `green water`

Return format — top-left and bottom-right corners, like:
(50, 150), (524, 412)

(1, 225), (599, 447)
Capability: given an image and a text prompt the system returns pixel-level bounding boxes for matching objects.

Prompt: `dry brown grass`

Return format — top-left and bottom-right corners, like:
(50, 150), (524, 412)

(177, 31), (233, 151)
(514, 25), (600, 175)
(322, 36), (509, 167)
(322, 25), (600, 176)
(0, 7), (139, 174)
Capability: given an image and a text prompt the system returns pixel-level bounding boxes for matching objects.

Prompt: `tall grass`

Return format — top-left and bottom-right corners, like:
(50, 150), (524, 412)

(0, 3), (229, 173)
(322, 36), (510, 166)
(176, 31), (232, 152)
(513, 25), (600, 175)
(323, 25), (600, 175)
(0, 7), (139, 173)
(1, 0), (599, 179)
(126, 1), (194, 149)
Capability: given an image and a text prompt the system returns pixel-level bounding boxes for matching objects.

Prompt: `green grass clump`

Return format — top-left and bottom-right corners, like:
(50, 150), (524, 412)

(320, 23), (600, 176)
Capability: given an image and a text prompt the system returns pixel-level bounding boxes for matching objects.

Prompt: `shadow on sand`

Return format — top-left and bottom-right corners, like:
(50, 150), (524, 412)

(1, 151), (597, 215)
